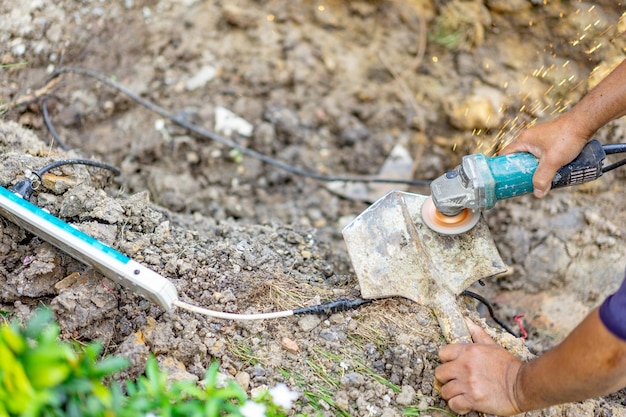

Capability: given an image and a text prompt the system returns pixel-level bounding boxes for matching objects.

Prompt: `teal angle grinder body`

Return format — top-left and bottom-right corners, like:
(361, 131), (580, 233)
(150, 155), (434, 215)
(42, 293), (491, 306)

(423, 139), (607, 234)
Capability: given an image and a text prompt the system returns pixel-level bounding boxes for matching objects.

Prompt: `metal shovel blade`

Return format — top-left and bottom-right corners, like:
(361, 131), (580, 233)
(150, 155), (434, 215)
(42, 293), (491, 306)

(342, 190), (507, 343)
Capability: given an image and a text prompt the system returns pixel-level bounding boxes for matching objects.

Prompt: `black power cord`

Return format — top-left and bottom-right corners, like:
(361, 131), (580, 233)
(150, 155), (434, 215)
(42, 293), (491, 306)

(293, 293), (518, 338)
(41, 68), (626, 188)
(46, 66), (431, 188)
(41, 96), (71, 151)
(602, 144), (626, 154)
(462, 290), (517, 337)
(602, 144), (626, 173)
(293, 298), (373, 315)
(12, 159), (121, 200)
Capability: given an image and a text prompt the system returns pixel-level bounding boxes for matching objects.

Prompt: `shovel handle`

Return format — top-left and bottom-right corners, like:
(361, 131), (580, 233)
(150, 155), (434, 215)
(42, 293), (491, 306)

(432, 291), (473, 345)
(432, 294), (472, 394)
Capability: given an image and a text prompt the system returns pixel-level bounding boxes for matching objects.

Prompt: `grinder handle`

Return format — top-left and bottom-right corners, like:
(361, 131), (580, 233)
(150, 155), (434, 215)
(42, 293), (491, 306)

(487, 139), (605, 201)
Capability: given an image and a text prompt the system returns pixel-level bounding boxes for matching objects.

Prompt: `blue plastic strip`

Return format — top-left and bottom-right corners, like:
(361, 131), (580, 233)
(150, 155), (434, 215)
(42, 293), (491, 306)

(0, 186), (131, 264)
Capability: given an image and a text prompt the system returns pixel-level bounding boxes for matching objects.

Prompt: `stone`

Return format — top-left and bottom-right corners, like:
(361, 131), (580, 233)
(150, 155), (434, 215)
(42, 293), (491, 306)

(235, 371), (251, 390)
(214, 106), (254, 137)
(281, 337), (299, 353)
(185, 65), (217, 91)
(298, 314), (322, 332)
(395, 385), (416, 406)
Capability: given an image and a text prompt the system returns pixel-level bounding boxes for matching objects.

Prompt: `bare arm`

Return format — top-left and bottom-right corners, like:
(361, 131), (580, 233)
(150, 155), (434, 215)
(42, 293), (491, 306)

(435, 308), (626, 415)
(516, 308), (626, 410)
(501, 59), (626, 197)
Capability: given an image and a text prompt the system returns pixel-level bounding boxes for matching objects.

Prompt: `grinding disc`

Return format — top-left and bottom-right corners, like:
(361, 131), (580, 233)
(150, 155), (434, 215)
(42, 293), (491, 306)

(421, 196), (480, 235)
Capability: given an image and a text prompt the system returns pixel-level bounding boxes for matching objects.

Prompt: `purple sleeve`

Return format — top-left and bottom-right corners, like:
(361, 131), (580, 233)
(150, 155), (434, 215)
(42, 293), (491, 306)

(599, 276), (626, 341)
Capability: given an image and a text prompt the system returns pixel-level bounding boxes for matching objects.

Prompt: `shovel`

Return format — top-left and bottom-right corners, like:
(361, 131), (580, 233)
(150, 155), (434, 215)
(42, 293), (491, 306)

(342, 190), (507, 344)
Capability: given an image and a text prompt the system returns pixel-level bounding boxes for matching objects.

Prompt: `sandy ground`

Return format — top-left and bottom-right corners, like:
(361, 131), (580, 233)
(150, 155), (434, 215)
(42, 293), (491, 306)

(1, 1), (626, 416)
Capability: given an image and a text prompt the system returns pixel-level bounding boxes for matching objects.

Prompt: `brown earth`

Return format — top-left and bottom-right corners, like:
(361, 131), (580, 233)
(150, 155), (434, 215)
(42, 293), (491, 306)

(1, 1), (626, 416)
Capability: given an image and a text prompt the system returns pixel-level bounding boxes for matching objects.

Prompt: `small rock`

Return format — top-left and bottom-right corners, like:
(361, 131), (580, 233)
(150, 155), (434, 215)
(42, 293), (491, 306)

(222, 4), (258, 29)
(340, 372), (365, 387)
(11, 243), (62, 299)
(445, 86), (506, 130)
(114, 331), (150, 379)
(281, 337), (300, 353)
(250, 384), (269, 399)
(159, 356), (199, 385)
(396, 385), (416, 406)
(41, 173), (76, 194)
(235, 371), (251, 390)
(54, 272), (83, 293)
(263, 106), (300, 143)
(142, 319), (176, 355)
(412, 356), (425, 377)
(381, 407), (402, 417)
(336, 114), (369, 146)
(320, 328), (345, 342)
(215, 106), (254, 137)
(185, 65), (217, 91)
(333, 390), (351, 410)
(11, 43), (26, 56)
(298, 314), (322, 332)
(486, 0), (530, 13)
(320, 329), (337, 342)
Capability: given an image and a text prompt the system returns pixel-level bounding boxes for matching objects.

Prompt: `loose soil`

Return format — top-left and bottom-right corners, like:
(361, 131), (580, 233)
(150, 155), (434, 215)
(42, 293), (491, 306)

(2, 1), (626, 416)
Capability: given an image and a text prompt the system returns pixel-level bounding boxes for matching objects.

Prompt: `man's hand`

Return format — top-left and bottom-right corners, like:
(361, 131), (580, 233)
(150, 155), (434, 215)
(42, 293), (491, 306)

(500, 59), (626, 199)
(435, 320), (524, 416)
(500, 115), (590, 198)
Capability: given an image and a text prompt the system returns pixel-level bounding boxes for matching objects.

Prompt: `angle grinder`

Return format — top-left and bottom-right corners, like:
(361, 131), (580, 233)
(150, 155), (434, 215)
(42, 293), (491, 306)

(422, 139), (610, 235)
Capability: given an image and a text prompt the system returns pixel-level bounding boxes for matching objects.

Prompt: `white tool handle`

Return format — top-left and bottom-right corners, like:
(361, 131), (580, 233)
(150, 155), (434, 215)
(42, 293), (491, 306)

(0, 186), (178, 311)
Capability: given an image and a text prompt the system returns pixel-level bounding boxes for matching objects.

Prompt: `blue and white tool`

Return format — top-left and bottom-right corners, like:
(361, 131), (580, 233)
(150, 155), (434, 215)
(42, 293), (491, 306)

(0, 185), (179, 311)
(0, 184), (297, 320)
(423, 139), (609, 235)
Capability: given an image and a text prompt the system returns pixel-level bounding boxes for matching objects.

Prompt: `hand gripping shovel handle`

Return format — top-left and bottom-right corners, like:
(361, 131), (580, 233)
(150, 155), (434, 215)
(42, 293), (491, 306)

(432, 290), (473, 393)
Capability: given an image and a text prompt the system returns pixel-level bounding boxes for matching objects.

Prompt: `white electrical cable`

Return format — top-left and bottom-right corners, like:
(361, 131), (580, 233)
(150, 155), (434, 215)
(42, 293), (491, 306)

(173, 300), (295, 320)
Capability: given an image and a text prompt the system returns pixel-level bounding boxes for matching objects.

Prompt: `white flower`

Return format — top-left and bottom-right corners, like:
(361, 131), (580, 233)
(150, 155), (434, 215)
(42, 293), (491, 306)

(269, 383), (299, 410)
(240, 401), (267, 417)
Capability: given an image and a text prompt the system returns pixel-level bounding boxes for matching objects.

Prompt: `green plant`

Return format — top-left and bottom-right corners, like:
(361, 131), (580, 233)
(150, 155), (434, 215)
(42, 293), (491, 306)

(228, 339), (263, 367)
(403, 406), (457, 417)
(0, 62), (28, 69)
(0, 308), (128, 417)
(118, 359), (247, 417)
(0, 308), (296, 417)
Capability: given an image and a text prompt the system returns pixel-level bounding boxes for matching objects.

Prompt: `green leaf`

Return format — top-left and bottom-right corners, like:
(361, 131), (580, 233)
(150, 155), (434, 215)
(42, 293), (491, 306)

(93, 356), (130, 377)
(23, 308), (55, 340)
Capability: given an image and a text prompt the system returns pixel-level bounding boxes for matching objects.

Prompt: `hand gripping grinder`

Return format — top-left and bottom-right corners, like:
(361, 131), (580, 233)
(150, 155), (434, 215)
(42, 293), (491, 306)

(422, 139), (607, 234)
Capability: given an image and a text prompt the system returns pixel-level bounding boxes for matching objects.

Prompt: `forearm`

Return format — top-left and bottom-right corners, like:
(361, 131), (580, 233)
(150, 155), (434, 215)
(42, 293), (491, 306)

(515, 308), (626, 411)
(562, 59), (626, 137)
